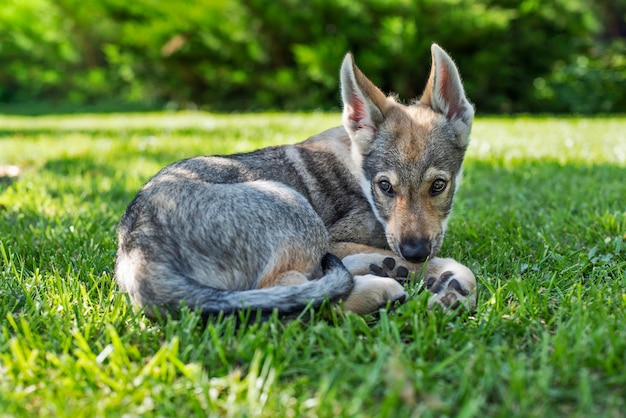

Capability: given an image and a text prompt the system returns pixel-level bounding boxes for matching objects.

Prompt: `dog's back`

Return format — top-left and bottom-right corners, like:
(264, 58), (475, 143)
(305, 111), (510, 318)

(115, 154), (356, 317)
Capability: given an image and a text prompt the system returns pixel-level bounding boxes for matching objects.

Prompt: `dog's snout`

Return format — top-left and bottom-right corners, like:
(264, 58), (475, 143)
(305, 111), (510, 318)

(400, 238), (431, 263)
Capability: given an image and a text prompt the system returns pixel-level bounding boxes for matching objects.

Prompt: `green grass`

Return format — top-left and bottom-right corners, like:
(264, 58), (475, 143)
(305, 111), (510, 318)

(1, 112), (625, 417)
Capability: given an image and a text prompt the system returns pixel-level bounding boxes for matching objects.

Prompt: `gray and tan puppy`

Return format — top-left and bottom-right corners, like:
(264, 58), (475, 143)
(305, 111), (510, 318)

(115, 44), (476, 318)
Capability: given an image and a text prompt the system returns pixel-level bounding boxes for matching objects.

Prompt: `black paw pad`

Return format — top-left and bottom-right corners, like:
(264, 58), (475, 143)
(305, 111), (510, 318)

(425, 271), (454, 294)
(396, 266), (409, 278)
(369, 257), (412, 282)
(383, 257), (396, 270)
(425, 276), (437, 289)
(393, 293), (408, 304)
(369, 263), (388, 277)
(448, 278), (470, 297)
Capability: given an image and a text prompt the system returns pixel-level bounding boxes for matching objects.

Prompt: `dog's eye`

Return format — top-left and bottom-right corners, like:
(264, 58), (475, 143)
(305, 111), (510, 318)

(378, 180), (395, 197)
(430, 178), (447, 195)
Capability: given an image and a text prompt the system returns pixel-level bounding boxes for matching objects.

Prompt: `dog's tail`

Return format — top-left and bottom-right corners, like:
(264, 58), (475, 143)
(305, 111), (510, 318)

(147, 253), (355, 318)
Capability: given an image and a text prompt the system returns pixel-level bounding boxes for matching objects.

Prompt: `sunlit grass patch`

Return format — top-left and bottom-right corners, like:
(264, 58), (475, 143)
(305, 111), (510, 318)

(1, 113), (625, 417)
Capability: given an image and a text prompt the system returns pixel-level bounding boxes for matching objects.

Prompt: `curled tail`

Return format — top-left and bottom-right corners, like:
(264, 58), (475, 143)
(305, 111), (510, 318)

(144, 254), (355, 318)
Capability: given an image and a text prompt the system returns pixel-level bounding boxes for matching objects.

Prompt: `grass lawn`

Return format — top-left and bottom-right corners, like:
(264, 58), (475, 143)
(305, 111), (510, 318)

(0, 112), (625, 417)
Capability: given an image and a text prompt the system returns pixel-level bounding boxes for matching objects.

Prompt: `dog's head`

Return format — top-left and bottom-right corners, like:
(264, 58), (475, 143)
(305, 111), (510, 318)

(340, 44), (474, 263)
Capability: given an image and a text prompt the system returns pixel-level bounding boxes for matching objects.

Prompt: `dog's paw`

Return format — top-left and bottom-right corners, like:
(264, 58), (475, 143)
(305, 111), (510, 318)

(367, 257), (411, 282)
(342, 253), (413, 282)
(423, 258), (476, 311)
(341, 275), (408, 315)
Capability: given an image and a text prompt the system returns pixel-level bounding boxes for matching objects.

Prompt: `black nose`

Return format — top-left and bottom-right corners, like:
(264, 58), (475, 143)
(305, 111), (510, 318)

(400, 238), (431, 263)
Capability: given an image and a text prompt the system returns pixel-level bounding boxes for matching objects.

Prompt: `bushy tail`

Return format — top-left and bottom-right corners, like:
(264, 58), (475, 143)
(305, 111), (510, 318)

(166, 254), (354, 318)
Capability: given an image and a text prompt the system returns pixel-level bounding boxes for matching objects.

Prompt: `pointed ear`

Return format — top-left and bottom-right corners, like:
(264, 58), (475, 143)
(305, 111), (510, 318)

(420, 44), (474, 145)
(340, 53), (388, 151)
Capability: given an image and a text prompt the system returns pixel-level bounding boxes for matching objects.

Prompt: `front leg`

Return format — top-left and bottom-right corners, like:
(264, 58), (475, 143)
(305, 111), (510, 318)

(334, 243), (477, 311)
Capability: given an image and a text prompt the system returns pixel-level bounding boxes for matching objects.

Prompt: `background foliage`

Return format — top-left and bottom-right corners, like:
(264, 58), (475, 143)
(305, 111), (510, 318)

(0, 0), (625, 113)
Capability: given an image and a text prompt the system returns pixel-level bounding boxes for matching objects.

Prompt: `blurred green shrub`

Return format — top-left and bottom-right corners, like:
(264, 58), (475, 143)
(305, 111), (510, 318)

(0, 0), (622, 113)
(533, 40), (626, 114)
